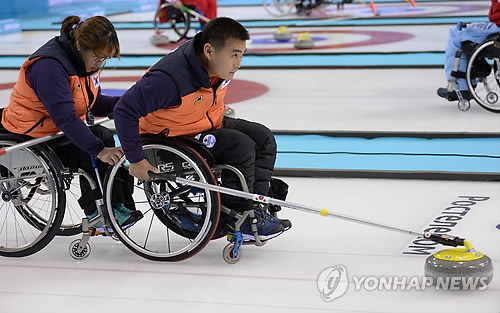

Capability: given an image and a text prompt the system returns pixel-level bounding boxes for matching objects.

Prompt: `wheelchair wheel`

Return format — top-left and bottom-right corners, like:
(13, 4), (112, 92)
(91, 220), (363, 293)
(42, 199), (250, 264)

(0, 134), (65, 257)
(263, 0), (296, 17)
(57, 168), (96, 236)
(104, 137), (220, 262)
(153, 3), (191, 42)
(467, 40), (500, 113)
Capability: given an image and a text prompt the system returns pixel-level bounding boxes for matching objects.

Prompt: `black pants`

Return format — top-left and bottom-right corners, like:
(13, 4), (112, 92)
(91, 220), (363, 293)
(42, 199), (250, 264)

(201, 117), (277, 211)
(47, 125), (134, 215)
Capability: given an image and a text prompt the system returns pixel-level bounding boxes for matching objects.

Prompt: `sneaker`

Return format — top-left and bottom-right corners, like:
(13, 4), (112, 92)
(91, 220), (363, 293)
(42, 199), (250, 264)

(86, 205), (143, 236)
(437, 87), (449, 99)
(437, 87), (473, 101)
(227, 211), (284, 242)
(86, 210), (113, 235)
(113, 204), (143, 228)
(254, 203), (292, 231)
(172, 210), (203, 233)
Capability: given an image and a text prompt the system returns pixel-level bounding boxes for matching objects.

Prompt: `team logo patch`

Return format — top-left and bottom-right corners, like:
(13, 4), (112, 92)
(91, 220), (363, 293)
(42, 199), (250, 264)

(76, 82), (81, 91)
(195, 95), (203, 104)
(221, 80), (230, 89)
(202, 134), (216, 148)
(91, 74), (100, 88)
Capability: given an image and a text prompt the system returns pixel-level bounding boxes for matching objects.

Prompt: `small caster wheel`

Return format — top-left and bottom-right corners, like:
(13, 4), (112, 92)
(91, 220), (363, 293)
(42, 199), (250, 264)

(487, 92), (498, 104)
(69, 239), (91, 260)
(223, 243), (241, 264)
(458, 99), (470, 111)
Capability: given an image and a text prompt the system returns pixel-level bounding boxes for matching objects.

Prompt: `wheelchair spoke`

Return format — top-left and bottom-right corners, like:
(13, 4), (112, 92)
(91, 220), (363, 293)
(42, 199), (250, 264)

(143, 212), (155, 250)
(0, 204), (9, 237)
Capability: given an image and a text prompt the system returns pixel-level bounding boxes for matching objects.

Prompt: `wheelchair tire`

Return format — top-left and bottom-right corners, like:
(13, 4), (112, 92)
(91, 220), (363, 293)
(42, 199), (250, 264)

(466, 40), (500, 113)
(153, 3), (191, 42)
(0, 133), (65, 257)
(104, 136), (220, 262)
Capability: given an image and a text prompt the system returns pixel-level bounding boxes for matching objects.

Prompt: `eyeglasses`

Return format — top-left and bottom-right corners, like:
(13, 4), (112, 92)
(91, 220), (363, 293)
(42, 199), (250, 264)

(91, 50), (113, 63)
(93, 55), (111, 63)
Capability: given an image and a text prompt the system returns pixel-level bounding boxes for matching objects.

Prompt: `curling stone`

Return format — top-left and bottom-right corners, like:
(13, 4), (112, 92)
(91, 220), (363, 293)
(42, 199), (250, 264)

(150, 32), (170, 46)
(424, 240), (494, 290)
(273, 26), (293, 42)
(294, 32), (315, 49)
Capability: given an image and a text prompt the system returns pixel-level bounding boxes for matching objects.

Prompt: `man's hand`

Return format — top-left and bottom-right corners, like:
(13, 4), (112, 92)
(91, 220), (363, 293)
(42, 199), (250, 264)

(173, 0), (183, 9)
(129, 159), (160, 181)
(96, 147), (124, 165)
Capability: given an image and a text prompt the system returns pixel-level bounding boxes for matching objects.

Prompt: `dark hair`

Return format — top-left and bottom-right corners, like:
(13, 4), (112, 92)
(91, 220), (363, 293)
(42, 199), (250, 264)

(60, 15), (120, 58)
(198, 17), (249, 51)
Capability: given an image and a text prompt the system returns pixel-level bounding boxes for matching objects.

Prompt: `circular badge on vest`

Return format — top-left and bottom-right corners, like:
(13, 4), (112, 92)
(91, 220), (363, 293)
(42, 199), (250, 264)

(202, 134), (216, 148)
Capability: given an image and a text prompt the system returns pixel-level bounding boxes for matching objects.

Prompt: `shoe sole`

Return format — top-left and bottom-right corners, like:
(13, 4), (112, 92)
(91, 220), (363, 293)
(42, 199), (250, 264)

(227, 227), (288, 242)
(242, 230), (284, 241)
(120, 211), (143, 228)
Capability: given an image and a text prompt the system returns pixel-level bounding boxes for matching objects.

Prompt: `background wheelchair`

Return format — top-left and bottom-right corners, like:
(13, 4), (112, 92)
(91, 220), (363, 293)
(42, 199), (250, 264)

(263, 0), (376, 17)
(447, 32), (500, 113)
(263, 0), (341, 17)
(151, 2), (209, 45)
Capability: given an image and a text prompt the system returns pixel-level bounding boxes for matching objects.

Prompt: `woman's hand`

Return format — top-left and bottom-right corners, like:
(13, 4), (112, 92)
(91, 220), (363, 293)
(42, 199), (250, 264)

(96, 147), (124, 165)
(173, 0), (183, 9)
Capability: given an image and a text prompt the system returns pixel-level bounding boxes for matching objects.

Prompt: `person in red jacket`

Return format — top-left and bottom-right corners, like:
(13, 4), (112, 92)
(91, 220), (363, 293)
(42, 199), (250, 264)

(172, 0), (217, 20)
(157, 0), (216, 24)
(437, 0), (500, 101)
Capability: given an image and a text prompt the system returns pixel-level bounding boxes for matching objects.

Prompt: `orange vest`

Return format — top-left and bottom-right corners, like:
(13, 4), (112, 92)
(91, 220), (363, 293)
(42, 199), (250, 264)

(137, 34), (228, 137)
(138, 79), (228, 136)
(2, 37), (99, 138)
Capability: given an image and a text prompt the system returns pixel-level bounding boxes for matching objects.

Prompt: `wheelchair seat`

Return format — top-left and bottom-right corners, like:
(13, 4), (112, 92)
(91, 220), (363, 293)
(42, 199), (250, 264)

(461, 32), (500, 56)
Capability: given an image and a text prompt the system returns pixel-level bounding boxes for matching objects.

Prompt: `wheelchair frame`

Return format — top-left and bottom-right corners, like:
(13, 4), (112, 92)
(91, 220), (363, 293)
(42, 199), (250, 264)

(447, 33), (500, 113)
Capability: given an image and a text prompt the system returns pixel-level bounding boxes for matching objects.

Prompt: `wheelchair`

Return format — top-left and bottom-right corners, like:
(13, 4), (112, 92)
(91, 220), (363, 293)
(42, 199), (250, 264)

(95, 134), (287, 263)
(446, 32), (500, 113)
(151, 2), (206, 44)
(0, 131), (287, 264)
(263, 0), (352, 17)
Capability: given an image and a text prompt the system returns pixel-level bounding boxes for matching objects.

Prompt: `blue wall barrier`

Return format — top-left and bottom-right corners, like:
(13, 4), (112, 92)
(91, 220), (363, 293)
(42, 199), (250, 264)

(0, 0), (48, 19)
(0, 18), (21, 35)
(0, 0), (156, 19)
